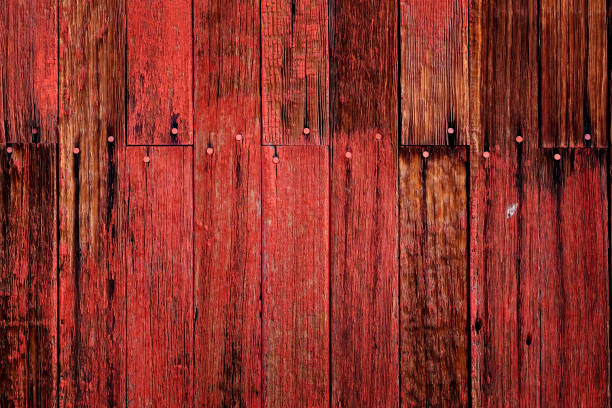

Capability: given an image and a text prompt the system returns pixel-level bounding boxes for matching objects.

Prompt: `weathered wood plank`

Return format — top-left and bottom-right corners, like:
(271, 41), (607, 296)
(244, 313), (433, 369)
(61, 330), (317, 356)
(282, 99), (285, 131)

(262, 146), (329, 407)
(193, 0), (262, 406)
(0, 0), (57, 143)
(399, 147), (469, 406)
(58, 0), (127, 405)
(262, 0), (329, 145)
(0, 144), (57, 407)
(125, 146), (193, 406)
(540, 0), (608, 147)
(538, 149), (609, 406)
(400, 0), (468, 145)
(469, 0), (540, 406)
(127, 0), (193, 145)
(330, 0), (399, 405)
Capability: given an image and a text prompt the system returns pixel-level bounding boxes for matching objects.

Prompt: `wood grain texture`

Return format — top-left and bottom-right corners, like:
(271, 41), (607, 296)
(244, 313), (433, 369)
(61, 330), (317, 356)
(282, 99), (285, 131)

(399, 147), (469, 407)
(400, 0), (468, 146)
(262, 146), (329, 407)
(0, 144), (57, 407)
(0, 0), (57, 143)
(58, 0), (127, 405)
(127, 0), (193, 145)
(193, 0), (262, 406)
(125, 147), (193, 406)
(538, 149), (609, 406)
(262, 0), (329, 145)
(469, 0), (540, 406)
(540, 0), (608, 147)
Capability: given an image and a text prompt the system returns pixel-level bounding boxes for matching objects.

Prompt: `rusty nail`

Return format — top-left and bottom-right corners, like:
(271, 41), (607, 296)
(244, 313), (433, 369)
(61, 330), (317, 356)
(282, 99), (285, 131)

(422, 150), (430, 158)
(143, 156), (150, 163)
(303, 127), (311, 135)
(273, 156), (280, 164)
(483, 151), (490, 159)
(236, 134), (242, 141)
(554, 153), (561, 161)
(206, 147), (214, 155)
(515, 136), (524, 143)
(73, 147), (80, 155)
(107, 136), (115, 143)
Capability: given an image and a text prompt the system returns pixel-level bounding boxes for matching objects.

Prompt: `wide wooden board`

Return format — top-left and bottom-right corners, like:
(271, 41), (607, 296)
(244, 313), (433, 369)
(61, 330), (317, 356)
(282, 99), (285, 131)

(262, 146), (329, 407)
(0, 144), (57, 407)
(399, 147), (469, 406)
(125, 146), (193, 406)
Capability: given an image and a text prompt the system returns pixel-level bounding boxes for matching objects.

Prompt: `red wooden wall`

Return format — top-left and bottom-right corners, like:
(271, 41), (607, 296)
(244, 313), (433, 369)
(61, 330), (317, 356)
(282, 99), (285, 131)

(0, 0), (610, 406)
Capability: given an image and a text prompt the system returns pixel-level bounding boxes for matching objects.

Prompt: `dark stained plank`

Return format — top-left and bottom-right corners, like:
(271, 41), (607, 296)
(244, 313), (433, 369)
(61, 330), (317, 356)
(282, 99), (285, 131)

(262, 146), (329, 407)
(469, 0), (540, 406)
(540, 0), (608, 147)
(0, 0), (57, 143)
(538, 149), (609, 406)
(127, 0), (193, 145)
(0, 144), (56, 407)
(399, 147), (469, 406)
(262, 0), (329, 145)
(400, 0), (468, 145)
(330, 0), (399, 405)
(193, 0), (262, 406)
(125, 146), (193, 406)
(58, 0), (127, 405)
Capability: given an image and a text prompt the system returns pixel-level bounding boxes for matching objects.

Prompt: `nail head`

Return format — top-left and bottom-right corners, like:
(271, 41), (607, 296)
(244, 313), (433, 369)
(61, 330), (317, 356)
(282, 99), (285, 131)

(6, 147), (13, 154)
(32, 127), (38, 135)
(143, 156), (150, 163)
(273, 156), (280, 164)
(206, 147), (214, 155)
(584, 133), (592, 141)
(303, 127), (311, 135)
(73, 147), (80, 155)
(483, 151), (490, 159)
(447, 127), (455, 134)
(515, 136), (524, 144)
(422, 150), (430, 158)
(235, 134), (242, 141)
(554, 153), (561, 161)
(171, 127), (178, 135)
(375, 133), (383, 140)
(345, 151), (352, 159)
(107, 136), (115, 143)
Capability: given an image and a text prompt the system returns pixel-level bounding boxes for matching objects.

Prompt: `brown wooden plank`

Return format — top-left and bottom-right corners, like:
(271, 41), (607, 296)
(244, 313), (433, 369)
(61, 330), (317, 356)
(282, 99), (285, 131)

(540, 0), (608, 147)
(125, 146), (193, 406)
(330, 0), (399, 405)
(400, 0), (468, 146)
(399, 146), (469, 406)
(0, 144), (57, 407)
(469, 0), (540, 406)
(538, 149), (609, 406)
(127, 0), (193, 145)
(58, 0), (127, 405)
(193, 0), (262, 406)
(0, 0), (57, 143)
(262, 0), (329, 145)
(262, 146), (329, 407)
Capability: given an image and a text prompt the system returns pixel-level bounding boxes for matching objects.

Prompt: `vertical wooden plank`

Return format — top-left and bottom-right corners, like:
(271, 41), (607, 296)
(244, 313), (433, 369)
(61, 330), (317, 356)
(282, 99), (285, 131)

(540, 0), (608, 147)
(58, 0), (127, 405)
(399, 147), (469, 406)
(469, 0), (540, 406)
(538, 149), (609, 406)
(262, 0), (329, 145)
(0, 144), (57, 407)
(400, 0), (468, 146)
(262, 146), (329, 407)
(125, 147), (193, 406)
(0, 0), (58, 143)
(127, 0), (193, 145)
(193, 0), (262, 406)
(330, 0), (398, 405)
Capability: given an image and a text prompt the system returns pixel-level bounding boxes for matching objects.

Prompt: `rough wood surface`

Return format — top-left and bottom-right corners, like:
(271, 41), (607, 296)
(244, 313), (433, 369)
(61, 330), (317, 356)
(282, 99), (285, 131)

(125, 147), (193, 406)
(540, 0), (608, 147)
(400, 0), (468, 146)
(0, 0), (57, 143)
(127, 0), (193, 145)
(0, 144), (57, 407)
(262, 146), (329, 407)
(399, 147), (469, 407)
(538, 149), (609, 406)
(262, 0), (329, 145)
(58, 0), (127, 405)
(193, 0), (262, 406)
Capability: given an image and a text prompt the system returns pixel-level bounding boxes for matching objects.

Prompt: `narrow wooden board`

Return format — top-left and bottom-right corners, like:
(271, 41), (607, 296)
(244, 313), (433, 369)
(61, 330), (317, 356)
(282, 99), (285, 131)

(125, 147), (193, 406)
(127, 0), (193, 145)
(469, 0), (540, 406)
(399, 147), (469, 406)
(400, 0), (468, 146)
(193, 0), (262, 406)
(540, 0), (608, 147)
(262, 0), (329, 145)
(58, 1), (127, 405)
(0, 144), (57, 406)
(330, 0), (399, 405)
(262, 146), (329, 407)
(538, 149), (609, 406)
(0, 0), (57, 143)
